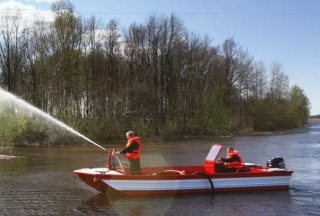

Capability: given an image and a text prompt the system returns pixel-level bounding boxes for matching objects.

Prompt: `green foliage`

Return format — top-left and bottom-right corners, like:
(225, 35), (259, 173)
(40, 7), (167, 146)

(133, 119), (153, 138)
(158, 122), (178, 140)
(287, 85), (310, 126)
(249, 99), (273, 131)
(45, 126), (82, 146)
(249, 85), (310, 131)
(198, 86), (231, 135)
(0, 108), (27, 154)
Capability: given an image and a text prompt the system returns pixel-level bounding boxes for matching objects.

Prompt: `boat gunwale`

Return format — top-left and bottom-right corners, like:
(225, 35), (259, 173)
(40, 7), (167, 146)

(74, 169), (293, 180)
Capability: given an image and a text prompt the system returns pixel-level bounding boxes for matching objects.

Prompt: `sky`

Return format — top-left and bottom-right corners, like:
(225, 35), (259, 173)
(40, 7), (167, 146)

(0, 0), (319, 115)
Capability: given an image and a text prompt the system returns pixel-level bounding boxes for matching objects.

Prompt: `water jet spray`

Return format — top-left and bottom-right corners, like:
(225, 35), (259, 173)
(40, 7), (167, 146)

(0, 87), (106, 151)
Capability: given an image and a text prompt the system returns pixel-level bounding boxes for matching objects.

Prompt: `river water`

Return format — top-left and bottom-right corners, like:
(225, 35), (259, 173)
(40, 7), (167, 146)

(1, 119), (319, 216)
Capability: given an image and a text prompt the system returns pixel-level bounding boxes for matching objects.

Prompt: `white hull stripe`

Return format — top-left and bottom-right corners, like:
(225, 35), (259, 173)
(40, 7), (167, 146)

(102, 176), (291, 191)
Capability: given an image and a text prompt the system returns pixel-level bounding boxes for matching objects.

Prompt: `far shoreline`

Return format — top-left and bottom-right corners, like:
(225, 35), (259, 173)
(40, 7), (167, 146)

(1, 123), (312, 160)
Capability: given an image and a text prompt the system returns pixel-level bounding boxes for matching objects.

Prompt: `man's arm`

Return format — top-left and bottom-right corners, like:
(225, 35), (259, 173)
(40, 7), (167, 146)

(221, 155), (241, 163)
(120, 141), (139, 154)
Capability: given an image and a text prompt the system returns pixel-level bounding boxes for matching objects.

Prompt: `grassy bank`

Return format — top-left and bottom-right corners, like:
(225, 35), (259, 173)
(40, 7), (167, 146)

(0, 111), (311, 151)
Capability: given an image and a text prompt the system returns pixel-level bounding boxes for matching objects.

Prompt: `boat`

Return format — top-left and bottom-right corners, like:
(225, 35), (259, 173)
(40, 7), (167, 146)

(74, 144), (293, 195)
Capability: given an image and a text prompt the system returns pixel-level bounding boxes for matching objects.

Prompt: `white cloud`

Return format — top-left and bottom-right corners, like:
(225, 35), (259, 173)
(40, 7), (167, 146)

(25, 0), (57, 3)
(0, 0), (54, 25)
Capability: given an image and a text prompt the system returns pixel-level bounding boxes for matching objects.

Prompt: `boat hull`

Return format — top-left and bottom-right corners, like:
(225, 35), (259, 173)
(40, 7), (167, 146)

(74, 167), (293, 196)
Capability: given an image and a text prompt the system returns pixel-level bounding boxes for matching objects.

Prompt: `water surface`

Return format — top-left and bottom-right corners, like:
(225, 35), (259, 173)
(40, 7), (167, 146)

(1, 120), (320, 215)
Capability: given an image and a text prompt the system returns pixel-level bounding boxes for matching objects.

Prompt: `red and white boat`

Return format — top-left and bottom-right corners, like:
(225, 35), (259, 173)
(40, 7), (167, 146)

(74, 144), (293, 195)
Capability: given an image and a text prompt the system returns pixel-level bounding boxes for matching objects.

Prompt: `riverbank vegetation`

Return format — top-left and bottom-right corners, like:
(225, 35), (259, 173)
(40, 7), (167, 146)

(310, 115), (320, 119)
(0, 0), (310, 148)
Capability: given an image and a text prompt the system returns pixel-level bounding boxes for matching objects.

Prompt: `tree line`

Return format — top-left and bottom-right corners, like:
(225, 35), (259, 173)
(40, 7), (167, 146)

(0, 0), (310, 146)
(310, 115), (320, 119)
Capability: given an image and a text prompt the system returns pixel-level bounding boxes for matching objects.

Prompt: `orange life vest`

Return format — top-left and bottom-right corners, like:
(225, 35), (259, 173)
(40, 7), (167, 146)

(125, 136), (142, 159)
(225, 150), (244, 168)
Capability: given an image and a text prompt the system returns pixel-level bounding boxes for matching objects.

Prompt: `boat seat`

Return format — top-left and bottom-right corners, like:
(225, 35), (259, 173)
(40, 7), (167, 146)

(151, 170), (186, 176)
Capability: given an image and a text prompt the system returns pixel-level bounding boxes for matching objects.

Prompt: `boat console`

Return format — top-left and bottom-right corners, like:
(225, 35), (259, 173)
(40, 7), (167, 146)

(204, 144), (222, 174)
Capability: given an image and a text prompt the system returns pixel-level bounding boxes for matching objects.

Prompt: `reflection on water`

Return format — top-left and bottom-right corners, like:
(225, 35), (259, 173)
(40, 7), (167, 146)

(0, 119), (319, 215)
(77, 190), (296, 216)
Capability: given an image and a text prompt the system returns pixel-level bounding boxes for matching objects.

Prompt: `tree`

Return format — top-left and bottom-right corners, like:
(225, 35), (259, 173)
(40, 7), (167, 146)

(288, 85), (310, 126)
(269, 61), (289, 100)
(0, 8), (26, 93)
(199, 85), (231, 135)
(0, 5), (311, 144)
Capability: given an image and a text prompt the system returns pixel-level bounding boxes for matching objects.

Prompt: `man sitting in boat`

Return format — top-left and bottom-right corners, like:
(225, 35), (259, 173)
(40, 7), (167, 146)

(114, 131), (143, 175)
(216, 147), (244, 173)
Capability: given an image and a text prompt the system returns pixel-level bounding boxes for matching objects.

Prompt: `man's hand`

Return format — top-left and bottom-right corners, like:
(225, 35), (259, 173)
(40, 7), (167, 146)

(113, 151), (120, 156)
(217, 158), (224, 163)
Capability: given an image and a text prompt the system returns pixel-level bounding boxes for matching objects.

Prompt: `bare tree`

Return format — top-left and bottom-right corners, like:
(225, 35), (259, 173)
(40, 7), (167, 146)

(251, 60), (267, 99)
(269, 61), (289, 100)
(0, 8), (26, 93)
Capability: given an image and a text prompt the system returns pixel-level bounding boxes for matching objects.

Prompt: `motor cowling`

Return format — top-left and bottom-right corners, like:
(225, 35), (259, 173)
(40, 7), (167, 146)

(266, 157), (285, 169)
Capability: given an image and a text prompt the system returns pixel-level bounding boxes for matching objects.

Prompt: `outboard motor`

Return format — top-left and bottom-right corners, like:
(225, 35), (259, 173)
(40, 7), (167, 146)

(266, 157), (285, 169)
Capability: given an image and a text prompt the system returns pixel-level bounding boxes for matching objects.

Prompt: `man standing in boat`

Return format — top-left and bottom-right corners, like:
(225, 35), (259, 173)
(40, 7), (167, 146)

(218, 147), (244, 172)
(114, 131), (142, 175)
